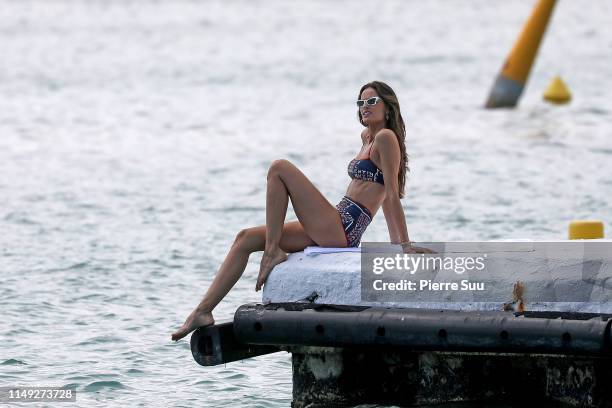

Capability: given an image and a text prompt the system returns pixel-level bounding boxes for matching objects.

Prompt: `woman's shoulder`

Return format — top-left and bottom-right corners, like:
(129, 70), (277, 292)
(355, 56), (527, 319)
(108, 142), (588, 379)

(362, 128), (396, 144)
(360, 128), (369, 144)
(372, 128), (398, 145)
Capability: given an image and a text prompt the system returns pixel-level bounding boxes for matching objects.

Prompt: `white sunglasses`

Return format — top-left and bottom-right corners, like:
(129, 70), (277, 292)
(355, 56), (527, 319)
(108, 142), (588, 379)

(356, 96), (383, 107)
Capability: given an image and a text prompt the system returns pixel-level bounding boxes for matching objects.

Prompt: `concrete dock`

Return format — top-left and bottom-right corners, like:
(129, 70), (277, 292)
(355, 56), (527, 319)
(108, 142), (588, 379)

(192, 241), (612, 407)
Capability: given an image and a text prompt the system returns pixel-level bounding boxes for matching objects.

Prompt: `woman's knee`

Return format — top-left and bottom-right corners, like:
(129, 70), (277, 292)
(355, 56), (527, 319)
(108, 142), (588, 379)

(234, 228), (248, 242)
(234, 228), (264, 252)
(267, 159), (291, 180)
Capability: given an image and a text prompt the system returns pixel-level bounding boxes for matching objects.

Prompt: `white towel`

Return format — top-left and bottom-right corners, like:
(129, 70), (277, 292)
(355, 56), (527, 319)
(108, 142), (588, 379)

(303, 246), (362, 256)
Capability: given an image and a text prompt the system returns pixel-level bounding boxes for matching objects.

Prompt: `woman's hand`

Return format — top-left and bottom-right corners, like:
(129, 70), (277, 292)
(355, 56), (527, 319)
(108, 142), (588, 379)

(401, 242), (436, 254)
(404, 245), (435, 254)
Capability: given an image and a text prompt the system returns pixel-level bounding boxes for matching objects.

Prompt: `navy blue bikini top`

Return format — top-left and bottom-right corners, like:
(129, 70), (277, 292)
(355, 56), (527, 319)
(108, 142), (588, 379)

(347, 144), (384, 185)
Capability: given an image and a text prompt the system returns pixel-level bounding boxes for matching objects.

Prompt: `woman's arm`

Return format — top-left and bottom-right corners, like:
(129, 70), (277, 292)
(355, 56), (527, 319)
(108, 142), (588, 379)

(376, 130), (410, 244)
(376, 130), (432, 254)
(381, 196), (404, 244)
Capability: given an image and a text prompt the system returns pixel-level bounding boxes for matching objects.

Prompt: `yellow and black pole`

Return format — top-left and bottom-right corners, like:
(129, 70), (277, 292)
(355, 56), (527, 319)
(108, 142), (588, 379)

(485, 0), (558, 108)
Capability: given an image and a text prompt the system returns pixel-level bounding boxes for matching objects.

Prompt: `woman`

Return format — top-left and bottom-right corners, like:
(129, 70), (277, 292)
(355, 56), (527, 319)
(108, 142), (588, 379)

(171, 80), (431, 341)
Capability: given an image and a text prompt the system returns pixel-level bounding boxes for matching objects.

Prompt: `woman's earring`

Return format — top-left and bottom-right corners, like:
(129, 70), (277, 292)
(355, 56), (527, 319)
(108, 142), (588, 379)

(385, 112), (389, 120)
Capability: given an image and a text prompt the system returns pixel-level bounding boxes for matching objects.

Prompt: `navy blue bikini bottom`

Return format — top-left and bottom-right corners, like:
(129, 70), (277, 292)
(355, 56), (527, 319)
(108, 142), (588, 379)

(335, 196), (372, 247)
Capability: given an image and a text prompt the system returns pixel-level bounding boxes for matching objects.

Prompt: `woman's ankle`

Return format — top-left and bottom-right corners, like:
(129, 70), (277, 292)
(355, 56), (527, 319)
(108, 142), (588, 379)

(196, 303), (213, 314)
(264, 242), (281, 252)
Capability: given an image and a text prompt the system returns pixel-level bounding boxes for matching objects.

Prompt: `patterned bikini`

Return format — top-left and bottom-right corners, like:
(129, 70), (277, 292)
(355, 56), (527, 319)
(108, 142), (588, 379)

(336, 144), (384, 247)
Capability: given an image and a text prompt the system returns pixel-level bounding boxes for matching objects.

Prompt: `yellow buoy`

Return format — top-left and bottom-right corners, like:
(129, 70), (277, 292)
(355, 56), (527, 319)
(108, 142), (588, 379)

(543, 76), (572, 104)
(568, 220), (604, 240)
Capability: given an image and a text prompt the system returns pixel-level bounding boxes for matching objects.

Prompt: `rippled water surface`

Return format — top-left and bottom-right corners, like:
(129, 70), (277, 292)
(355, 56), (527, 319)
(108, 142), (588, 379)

(1, 0), (611, 406)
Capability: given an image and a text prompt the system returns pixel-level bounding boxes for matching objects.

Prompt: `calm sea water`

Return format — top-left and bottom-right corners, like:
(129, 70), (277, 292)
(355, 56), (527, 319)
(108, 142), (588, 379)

(1, 0), (611, 406)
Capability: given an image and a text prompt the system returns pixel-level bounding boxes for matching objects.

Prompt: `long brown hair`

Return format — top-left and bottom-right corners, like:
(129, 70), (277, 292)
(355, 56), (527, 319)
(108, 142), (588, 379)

(357, 81), (409, 198)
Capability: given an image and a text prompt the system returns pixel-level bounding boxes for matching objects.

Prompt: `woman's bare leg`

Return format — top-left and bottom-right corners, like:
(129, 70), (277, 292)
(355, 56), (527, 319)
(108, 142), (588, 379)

(257, 159), (348, 289)
(171, 221), (315, 341)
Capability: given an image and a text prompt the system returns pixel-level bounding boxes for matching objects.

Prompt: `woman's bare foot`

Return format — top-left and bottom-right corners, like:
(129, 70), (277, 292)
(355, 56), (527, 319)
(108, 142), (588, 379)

(256, 247), (287, 291)
(171, 307), (215, 341)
